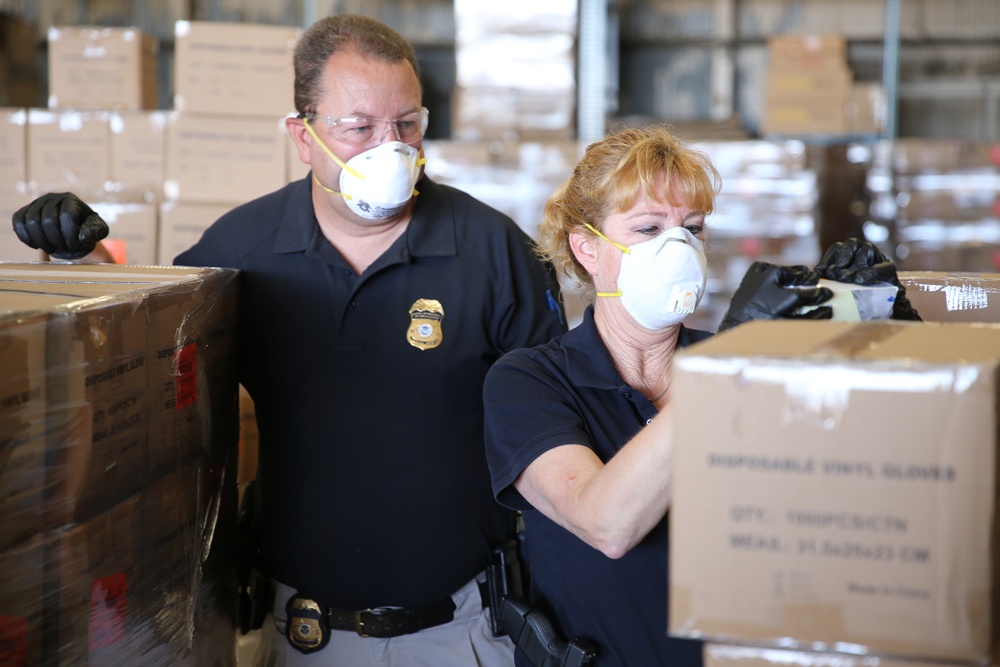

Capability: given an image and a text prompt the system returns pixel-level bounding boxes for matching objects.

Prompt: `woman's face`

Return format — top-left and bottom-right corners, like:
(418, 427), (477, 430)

(593, 180), (707, 283)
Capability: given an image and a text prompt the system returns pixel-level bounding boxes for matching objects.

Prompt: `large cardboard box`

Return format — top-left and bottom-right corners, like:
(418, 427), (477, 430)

(0, 308), (49, 551)
(900, 271), (1000, 323)
(768, 34), (848, 65)
(47, 494), (143, 665)
(27, 109), (113, 199)
(164, 112), (287, 204)
(47, 26), (158, 111)
(173, 20), (299, 118)
(670, 319), (1000, 664)
(0, 263), (239, 527)
(704, 643), (967, 667)
(0, 535), (47, 665)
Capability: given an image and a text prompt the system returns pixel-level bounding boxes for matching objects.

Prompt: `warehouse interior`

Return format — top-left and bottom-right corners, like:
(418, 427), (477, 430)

(1, 1), (999, 665)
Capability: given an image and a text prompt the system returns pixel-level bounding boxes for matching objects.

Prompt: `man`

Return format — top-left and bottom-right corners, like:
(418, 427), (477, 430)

(13, 14), (565, 666)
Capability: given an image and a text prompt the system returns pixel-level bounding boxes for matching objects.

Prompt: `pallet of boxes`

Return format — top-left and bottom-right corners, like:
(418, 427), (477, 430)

(667, 277), (1000, 667)
(0, 20), (304, 266)
(0, 262), (240, 665)
(762, 33), (882, 137)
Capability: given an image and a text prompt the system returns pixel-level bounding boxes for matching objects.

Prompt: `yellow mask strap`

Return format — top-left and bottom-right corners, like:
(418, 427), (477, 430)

(583, 223), (626, 298)
(584, 223), (630, 254)
(302, 116), (364, 181)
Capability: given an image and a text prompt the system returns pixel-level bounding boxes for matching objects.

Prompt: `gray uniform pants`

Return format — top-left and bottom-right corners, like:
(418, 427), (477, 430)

(253, 576), (515, 667)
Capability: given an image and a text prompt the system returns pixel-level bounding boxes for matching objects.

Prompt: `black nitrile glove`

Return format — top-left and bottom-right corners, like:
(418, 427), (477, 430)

(12, 192), (109, 260)
(718, 261), (833, 332)
(815, 238), (922, 321)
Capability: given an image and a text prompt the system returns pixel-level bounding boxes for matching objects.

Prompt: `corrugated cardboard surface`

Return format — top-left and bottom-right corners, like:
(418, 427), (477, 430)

(670, 319), (1000, 663)
(900, 271), (1000, 324)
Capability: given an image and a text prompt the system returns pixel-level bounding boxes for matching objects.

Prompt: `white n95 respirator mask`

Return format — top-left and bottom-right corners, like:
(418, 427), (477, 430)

(338, 141), (423, 220)
(302, 117), (425, 220)
(589, 224), (708, 330)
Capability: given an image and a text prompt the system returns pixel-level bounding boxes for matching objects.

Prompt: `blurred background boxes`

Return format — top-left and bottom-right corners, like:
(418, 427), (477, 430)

(172, 20), (299, 118)
(47, 26), (157, 111)
(27, 109), (113, 199)
(163, 112), (287, 204)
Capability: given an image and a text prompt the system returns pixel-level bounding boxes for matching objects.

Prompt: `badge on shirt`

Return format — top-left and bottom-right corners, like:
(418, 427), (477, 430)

(407, 298), (444, 350)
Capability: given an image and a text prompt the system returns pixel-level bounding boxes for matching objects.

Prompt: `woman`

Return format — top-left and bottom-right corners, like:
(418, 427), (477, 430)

(482, 125), (834, 667)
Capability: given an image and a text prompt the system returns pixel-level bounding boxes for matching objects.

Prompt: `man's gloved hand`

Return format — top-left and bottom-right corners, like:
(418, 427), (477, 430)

(11, 192), (109, 260)
(718, 261), (833, 332)
(815, 237), (922, 321)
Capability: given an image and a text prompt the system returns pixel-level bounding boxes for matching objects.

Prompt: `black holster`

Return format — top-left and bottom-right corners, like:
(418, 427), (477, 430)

(485, 538), (524, 636)
(237, 481), (274, 634)
(499, 594), (597, 667)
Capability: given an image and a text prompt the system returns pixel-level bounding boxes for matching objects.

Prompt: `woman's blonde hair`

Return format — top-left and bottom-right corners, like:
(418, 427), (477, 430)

(537, 125), (721, 290)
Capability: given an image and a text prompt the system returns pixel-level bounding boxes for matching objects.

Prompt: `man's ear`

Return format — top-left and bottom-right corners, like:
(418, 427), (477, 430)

(285, 116), (313, 166)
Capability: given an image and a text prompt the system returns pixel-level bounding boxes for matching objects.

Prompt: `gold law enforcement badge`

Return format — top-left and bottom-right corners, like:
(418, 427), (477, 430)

(286, 595), (329, 654)
(407, 298), (444, 350)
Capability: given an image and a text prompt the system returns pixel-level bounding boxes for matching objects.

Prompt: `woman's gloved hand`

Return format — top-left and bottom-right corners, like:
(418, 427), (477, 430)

(718, 261), (833, 332)
(12, 192), (109, 260)
(814, 238), (922, 321)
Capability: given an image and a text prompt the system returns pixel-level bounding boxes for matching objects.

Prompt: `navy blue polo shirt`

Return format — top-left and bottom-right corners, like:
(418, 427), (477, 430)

(483, 305), (712, 667)
(175, 174), (566, 609)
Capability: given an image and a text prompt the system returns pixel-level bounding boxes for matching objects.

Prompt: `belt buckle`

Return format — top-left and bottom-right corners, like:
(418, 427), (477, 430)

(353, 609), (370, 637)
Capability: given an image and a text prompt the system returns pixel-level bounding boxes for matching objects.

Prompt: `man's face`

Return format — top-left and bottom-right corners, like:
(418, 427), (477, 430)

(310, 49), (424, 173)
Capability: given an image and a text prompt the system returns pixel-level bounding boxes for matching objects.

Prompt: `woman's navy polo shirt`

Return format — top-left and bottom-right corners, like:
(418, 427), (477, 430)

(175, 174), (566, 609)
(484, 305), (712, 667)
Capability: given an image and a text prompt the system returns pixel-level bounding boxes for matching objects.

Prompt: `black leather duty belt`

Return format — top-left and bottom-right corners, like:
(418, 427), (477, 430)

(326, 581), (489, 638)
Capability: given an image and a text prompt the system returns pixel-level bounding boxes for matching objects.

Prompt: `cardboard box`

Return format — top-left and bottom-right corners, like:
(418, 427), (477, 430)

(0, 108), (27, 189)
(47, 26), (157, 111)
(0, 263), (239, 527)
(766, 64), (853, 97)
(900, 271), (1000, 324)
(0, 535), (47, 665)
(138, 460), (200, 658)
(763, 94), (851, 135)
(48, 494), (142, 665)
(91, 202), (159, 265)
(704, 643), (968, 667)
(173, 21), (299, 118)
(27, 109), (112, 199)
(670, 319), (1000, 663)
(109, 110), (168, 201)
(768, 34), (847, 64)
(164, 112), (287, 204)
(157, 201), (237, 265)
(0, 308), (49, 551)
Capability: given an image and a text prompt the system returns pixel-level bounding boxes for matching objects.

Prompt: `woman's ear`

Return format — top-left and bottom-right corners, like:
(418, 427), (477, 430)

(570, 230), (599, 276)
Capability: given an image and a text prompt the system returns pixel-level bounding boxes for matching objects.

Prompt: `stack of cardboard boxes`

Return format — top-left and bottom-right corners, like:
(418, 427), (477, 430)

(0, 21), (303, 266)
(865, 139), (1000, 273)
(0, 262), (239, 665)
(453, 0), (577, 142)
(762, 34), (882, 137)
